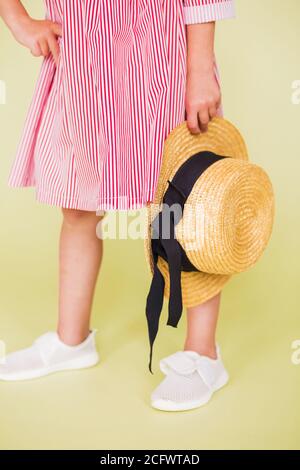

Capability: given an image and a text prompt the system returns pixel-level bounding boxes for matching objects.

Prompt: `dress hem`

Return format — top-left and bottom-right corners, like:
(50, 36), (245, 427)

(8, 182), (154, 212)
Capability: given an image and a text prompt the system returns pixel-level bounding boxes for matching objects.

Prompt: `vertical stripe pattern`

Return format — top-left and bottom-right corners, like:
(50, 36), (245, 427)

(8, 0), (235, 211)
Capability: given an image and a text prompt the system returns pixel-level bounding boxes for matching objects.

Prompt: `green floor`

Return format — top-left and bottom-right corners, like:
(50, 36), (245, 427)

(1, 0), (300, 450)
(0, 204), (299, 449)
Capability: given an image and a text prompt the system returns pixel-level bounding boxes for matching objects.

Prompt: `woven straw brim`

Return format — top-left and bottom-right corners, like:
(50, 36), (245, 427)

(144, 117), (248, 307)
(175, 159), (275, 274)
(157, 257), (231, 307)
(153, 117), (249, 209)
(144, 203), (232, 308)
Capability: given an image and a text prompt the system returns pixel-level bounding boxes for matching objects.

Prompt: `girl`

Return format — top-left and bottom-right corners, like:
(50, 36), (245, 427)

(0, 0), (235, 411)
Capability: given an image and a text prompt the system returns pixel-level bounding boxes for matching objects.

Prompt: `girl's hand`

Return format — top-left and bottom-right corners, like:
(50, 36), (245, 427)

(185, 66), (221, 134)
(11, 16), (62, 65)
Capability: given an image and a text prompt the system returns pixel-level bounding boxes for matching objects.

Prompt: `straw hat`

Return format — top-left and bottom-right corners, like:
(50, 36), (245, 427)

(145, 117), (275, 371)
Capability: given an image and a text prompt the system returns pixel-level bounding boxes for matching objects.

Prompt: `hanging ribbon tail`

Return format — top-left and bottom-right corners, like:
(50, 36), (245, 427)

(160, 212), (183, 328)
(145, 261), (165, 374)
(164, 237), (183, 328)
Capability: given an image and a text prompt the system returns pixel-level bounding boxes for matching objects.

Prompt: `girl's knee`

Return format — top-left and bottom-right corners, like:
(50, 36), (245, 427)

(61, 208), (104, 225)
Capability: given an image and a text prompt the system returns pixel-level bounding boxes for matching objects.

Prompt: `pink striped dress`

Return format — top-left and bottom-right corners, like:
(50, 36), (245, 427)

(8, 0), (235, 211)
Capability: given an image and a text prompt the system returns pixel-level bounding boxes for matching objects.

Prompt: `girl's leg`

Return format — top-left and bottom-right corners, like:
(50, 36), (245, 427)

(0, 208), (103, 381)
(184, 292), (221, 359)
(151, 292), (228, 411)
(57, 208), (104, 345)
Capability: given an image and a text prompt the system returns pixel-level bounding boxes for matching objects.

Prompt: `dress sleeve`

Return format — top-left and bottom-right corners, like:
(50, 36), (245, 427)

(183, 0), (235, 25)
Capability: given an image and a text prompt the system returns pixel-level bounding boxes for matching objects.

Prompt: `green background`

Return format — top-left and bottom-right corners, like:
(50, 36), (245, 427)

(0, 0), (299, 449)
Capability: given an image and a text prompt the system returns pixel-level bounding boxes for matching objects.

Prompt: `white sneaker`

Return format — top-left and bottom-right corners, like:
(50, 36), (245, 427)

(151, 346), (229, 412)
(0, 330), (99, 381)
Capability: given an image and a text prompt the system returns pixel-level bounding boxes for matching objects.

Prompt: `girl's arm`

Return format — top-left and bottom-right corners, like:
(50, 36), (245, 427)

(0, 0), (28, 28)
(0, 0), (62, 64)
(185, 22), (219, 134)
(184, 0), (235, 133)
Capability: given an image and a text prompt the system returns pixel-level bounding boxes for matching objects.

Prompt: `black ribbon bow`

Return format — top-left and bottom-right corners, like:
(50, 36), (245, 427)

(145, 151), (226, 373)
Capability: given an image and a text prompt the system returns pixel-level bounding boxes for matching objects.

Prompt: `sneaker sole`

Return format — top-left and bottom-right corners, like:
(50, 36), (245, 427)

(0, 353), (100, 382)
(151, 371), (229, 412)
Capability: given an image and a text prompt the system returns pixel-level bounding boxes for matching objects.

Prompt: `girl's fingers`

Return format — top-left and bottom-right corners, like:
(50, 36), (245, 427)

(48, 34), (60, 64)
(186, 98), (220, 134)
(216, 98), (222, 112)
(209, 105), (217, 120)
(198, 108), (210, 133)
(38, 38), (50, 57)
(186, 109), (201, 134)
(30, 42), (42, 57)
(51, 22), (62, 37)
